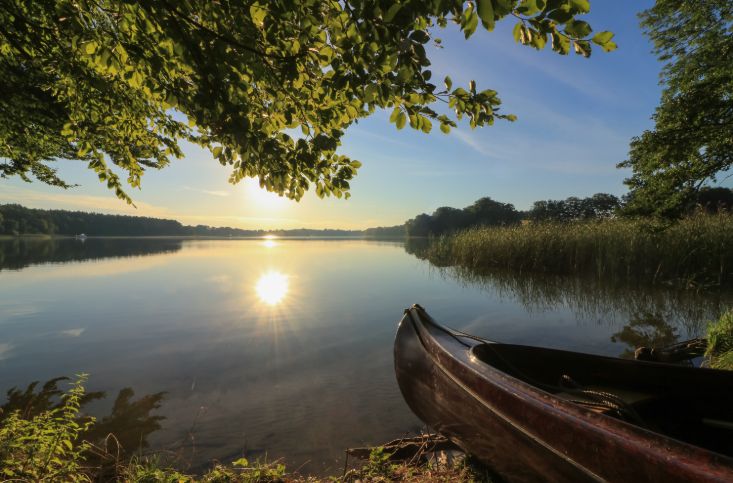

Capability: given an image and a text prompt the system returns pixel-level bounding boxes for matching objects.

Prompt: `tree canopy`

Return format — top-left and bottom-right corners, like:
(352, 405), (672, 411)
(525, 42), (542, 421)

(406, 196), (520, 236)
(529, 193), (620, 221)
(0, 0), (614, 203)
(620, 0), (733, 217)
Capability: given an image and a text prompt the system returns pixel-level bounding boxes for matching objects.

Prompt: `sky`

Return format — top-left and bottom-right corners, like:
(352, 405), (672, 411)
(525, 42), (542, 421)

(1, 1), (665, 230)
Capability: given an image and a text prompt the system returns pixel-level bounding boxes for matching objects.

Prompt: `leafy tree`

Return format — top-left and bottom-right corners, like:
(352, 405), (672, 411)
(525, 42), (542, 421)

(405, 195), (520, 236)
(0, 0), (614, 203)
(529, 193), (620, 221)
(405, 213), (434, 237)
(465, 196), (521, 226)
(694, 187), (733, 213)
(619, 0), (733, 217)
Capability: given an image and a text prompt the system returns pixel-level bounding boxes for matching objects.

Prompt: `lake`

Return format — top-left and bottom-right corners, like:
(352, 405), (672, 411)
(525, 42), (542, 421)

(1, 237), (730, 474)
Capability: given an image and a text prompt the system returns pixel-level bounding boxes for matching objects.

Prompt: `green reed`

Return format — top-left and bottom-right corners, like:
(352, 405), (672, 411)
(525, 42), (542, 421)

(706, 310), (733, 370)
(424, 212), (733, 289)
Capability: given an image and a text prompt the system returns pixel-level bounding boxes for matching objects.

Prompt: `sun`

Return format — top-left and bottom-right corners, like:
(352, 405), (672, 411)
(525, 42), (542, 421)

(255, 271), (289, 306)
(242, 178), (289, 212)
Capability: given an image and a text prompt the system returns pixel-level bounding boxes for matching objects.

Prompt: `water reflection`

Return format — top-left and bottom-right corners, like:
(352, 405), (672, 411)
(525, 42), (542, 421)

(261, 239), (278, 248)
(5, 237), (731, 474)
(0, 237), (183, 271)
(404, 238), (731, 351)
(1, 377), (166, 474)
(255, 271), (290, 305)
(611, 312), (681, 359)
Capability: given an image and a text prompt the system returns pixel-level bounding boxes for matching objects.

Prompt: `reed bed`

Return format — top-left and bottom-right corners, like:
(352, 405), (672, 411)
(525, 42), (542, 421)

(424, 212), (733, 289)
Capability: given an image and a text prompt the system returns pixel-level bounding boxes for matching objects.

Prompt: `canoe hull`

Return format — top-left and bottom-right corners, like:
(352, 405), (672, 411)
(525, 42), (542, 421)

(394, 313), (594, 482)
(394, 305), (733, 483)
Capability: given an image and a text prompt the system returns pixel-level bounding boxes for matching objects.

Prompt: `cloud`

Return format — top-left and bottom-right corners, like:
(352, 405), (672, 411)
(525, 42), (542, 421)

(0, 185), (174, 218)
(451, 123), (624, 176)
(452, 130), (515, 160)
(183, 186), (230, 197)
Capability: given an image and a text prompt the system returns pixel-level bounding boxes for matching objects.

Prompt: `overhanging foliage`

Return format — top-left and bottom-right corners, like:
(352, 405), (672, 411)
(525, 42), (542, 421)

(0, 0), (614, 203)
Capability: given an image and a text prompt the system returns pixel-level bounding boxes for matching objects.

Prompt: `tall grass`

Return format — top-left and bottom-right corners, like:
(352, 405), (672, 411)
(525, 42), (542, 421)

(424, 212), (733, 289)
(706, 310), (733, 370)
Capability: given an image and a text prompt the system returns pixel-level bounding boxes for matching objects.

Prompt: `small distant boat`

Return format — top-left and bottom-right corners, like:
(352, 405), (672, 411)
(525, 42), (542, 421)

(75, 233), (87, 240)
(394, 305), (733, 482)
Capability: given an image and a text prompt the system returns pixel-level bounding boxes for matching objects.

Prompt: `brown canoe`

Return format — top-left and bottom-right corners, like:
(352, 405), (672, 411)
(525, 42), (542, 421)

(394, 304), (733, 482)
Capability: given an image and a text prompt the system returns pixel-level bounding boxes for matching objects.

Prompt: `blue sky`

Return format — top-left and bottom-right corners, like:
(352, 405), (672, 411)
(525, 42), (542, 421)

(2, 1), (663, 229)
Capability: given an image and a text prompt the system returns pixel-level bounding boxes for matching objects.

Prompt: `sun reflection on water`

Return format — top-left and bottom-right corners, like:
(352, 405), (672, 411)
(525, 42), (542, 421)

(261, 234), (279, 248)
(255, 271), (289, 305)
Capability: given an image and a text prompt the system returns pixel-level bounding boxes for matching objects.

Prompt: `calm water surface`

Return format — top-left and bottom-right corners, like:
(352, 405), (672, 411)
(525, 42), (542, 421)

(1, 238), (730, 473)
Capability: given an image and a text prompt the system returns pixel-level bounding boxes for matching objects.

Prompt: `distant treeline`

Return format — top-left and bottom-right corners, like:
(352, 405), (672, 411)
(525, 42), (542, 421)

(405, 187), (733, 237)
(0, 204), (405, 238)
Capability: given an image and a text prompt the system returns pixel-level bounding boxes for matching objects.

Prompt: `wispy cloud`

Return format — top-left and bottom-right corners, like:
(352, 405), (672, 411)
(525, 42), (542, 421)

(451, 121), (625, 176)
(0, 185), (174, 218)
(183, 186), (230, 197)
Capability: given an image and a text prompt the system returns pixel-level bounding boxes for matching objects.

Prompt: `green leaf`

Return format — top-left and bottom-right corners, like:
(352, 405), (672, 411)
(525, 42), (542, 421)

(84, 41), (98, 55)
(565, 20), (592, 38)
(389, 107), (401, 123)
(440, 122), (450, 134)
(601, 40), (617, 52)
(592, 31), (614, 45)
(212, 146), (223, 158)
(409, 30), (430, 44)
(249, 3), (267, 26)
(513, 22), (523, 42)
(420, 117), (432, 133)
(444, 76), (452, 90)
(384, 3), (401, 22)
(547, 7), (573, 24)
(476, 0), (495, 31)
(573, 39), (591, 57)
(492, 0), (517, 17)
(552, 32), (571, 55)
(568, 0), (591, 14)
(464, 10), (479, 38)
(530, 29), (547, 50)
(396, 112), (406, 130)
(517, 0), (543, 16)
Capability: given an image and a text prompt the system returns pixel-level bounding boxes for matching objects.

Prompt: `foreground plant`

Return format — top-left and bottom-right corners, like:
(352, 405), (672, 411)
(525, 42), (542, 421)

(0, 375), (94, 481)
(0, 376), (488, 481)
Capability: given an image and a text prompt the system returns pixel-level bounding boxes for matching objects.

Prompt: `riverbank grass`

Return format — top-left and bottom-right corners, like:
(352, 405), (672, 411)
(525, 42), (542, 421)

(425, 213), (733, 288)
(707, 310), (733, 370)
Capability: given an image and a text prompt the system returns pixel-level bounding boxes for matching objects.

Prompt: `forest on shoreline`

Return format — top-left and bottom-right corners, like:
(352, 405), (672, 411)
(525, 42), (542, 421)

(0, 204), (404, 238)
(4, 186), (732, 241)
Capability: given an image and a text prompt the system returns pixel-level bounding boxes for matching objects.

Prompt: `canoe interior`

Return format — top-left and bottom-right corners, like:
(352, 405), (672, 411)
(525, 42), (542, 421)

(471, 342), (733, 458)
